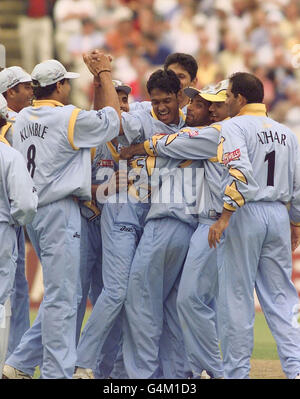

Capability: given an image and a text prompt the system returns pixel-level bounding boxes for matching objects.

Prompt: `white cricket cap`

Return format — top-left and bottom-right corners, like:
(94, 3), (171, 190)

(112, 79), (131, 95)
(0, 93), (8, 120)
(8, 66), (31, 84)
(31, 59), (79, 87)
(0, 68), (21, 94)
(184, 79), (229, 102)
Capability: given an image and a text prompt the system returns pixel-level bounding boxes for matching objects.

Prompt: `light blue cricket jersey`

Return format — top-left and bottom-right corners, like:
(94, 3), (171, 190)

(12, 99), (120, 207)
(118, 108), (188, 205)
(0, 141), (38, 225)
(218, 103), (300, 224)
(144, 123), (227, 224)
(78, 142), (119, 220)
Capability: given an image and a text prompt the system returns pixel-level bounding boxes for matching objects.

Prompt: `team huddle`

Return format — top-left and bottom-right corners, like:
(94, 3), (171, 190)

(0, 50), (300, 380)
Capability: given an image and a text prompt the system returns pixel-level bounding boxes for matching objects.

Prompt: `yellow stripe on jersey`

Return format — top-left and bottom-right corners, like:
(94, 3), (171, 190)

(165, 133), (179, 146)
(82, 200), (101, 221)
(144, 140), (155, 156)
(90, 147), (96, 162)
(146, 156), (156, 176)
(208, 157), (218, 163)
(0, 135), (10, 146)
(223, 203), (236, 212)
(68, 108), (81, 151)
(225, 181), (245, 207)
(179, 160), (193, 168)
(33, 100), (64, 108)
(151, 134), (166, 153)
(0, 122), (12, 140)
(291, 221), (300, 227)
(106, 142), (120, 163)
(229, 168), (247, 184)
(210, 124), (222, 132)
(217, 136), (225, 163)
(237, 103), (267, 117)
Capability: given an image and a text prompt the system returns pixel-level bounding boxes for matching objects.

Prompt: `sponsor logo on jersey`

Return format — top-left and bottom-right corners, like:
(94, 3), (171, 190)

(179, 127), (201, 138)
(73, 232), (81, 238)
(120, 225), (134, 232)
(223, 148), (241, 165)
(97, 159), (114, 168)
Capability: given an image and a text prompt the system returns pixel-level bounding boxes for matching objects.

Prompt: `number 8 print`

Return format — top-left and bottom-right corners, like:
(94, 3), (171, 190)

(27, 144), (36, 178)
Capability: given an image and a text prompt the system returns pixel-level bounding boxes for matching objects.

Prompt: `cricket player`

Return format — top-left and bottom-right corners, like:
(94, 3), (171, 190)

(0, 93), (38, 377)
(208, 72), (300, 379)
(73, 69), (190, 379)
(130, 52), (198, 114)
(3, 54), (121, 379)
(75, 80), (131, 378)
(0, 66), (33, 359)
(136, 80), (230, 378)
(117, 86), (213, 379)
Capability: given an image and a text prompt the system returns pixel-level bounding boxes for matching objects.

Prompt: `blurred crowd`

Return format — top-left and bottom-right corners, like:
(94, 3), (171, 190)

(16, 0), (300, 133)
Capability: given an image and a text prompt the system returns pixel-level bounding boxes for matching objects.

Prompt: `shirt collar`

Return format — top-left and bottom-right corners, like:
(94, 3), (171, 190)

(33, 99), (64, 108)
(237, 103), (267, 117)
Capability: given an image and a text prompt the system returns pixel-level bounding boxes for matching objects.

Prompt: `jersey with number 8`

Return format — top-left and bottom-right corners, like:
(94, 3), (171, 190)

(12, 100), (119, 207)
(218, 107), (300, 224)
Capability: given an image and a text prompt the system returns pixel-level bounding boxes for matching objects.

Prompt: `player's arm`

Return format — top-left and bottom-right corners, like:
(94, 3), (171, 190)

(119, 126), (220, 161)
(217, 121), (259, 213)
(6, 150), (38, 226)
(289, 139), (300, 251)
(83, 51), (123, 132)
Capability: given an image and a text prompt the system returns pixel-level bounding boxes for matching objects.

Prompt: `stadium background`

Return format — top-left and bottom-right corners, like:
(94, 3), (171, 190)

(0, 0), (299, 308)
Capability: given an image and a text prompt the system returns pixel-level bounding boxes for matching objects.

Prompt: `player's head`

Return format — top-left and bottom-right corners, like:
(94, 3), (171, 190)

(183, 86), (212, 127)
(146, 69), (181, 125)
(226, 72), (264, 117)
(0, 66), (33, 112)
(164, 53), (198, 107)
(199, 79), (230, 122)
(31, 59), (79, 105)
(113, 80), (131, 113)
(0, 93), (8, 128)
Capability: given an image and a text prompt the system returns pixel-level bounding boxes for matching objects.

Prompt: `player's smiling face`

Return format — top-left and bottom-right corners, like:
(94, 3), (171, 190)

(186, 95), (211, 127)
(150, 88), (180, 125)
(209, 102), (229, 122)
(11, 82), (33, 112)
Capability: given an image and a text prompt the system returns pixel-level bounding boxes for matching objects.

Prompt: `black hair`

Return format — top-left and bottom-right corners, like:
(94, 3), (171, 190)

(164, 53), (198, 81)
(229, 72), (264, 103)
(32, 78), (66, 99)
(0, 117), (6, 128)
(146, 69), (181, 95)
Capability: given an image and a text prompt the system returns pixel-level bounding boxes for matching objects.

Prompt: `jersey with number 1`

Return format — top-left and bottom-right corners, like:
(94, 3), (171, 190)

(12, 100), (120, 207)
(218, 103), (300, 224)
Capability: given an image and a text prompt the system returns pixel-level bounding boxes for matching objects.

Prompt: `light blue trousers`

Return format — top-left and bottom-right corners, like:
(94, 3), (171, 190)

(6, 198), (81, 379)
(75, 200), (149, 372)
(0, 223), (17, 307)
(7, 227), (30, 359)
(177, 223), (224, 378)
(219, 202), (300, 379)
(122, 217), (195, 379)
(76, 214), (121, 378)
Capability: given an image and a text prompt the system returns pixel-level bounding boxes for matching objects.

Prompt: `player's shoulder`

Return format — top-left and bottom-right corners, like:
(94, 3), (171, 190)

(0, 140), (22, 161)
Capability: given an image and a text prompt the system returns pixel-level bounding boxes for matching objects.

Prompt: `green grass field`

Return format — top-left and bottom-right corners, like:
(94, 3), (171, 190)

(29, 309), (279, 379)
